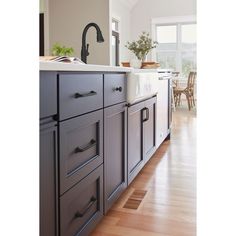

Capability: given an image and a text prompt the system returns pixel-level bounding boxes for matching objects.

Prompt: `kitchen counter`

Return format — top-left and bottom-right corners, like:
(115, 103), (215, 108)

(40, 61), (132, 72)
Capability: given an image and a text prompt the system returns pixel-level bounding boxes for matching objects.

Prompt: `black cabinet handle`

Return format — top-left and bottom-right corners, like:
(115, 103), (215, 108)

(74, 196), (97, 218)
(74, 91), (97, 98)
(114, 86), (122, 92)
(74, 139), (96, 153)
(142, 107), (149, 122)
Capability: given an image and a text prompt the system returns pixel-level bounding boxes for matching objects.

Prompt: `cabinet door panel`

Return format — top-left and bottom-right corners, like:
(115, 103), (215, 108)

(40, 122), (58, 236)
(143, 97), (156, 162)
(127, 102), (144, 185)
(59, 110), (103, 194)
(104, 103), (127, 213)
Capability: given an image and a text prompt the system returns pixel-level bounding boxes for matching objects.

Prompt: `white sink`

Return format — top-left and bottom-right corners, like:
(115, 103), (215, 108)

(127, 70), (159, 104)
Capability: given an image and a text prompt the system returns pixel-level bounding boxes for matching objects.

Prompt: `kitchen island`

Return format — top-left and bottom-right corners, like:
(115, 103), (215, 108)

(40, 61), (172, 236)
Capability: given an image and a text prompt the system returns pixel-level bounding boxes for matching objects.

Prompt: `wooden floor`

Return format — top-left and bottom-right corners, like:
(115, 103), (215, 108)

(91, 107), (196, 236)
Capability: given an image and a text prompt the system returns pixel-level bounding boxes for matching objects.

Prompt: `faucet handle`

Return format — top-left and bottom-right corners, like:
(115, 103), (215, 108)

(86, 43), (90, 56)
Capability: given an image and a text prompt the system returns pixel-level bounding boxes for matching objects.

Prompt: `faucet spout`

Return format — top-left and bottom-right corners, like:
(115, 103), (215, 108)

(81, 23), (105, 63)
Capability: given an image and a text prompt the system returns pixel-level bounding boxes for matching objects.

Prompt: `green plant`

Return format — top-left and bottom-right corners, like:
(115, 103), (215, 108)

(51, 43), (74, 56)
(125, 32), (158, 60)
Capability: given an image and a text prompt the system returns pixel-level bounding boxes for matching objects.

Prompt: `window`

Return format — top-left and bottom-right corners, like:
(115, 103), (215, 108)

(111, 18), (120, 66)
(155, 22), (196, 77)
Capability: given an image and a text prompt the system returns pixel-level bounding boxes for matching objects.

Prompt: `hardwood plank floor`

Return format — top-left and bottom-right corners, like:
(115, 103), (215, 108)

(91, 108), (196, 236)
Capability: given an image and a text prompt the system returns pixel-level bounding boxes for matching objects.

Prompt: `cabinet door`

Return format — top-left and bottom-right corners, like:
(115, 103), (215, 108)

(40, 122), (58, 236)
(104, 103), (127, 213)
(143, 97), (156, 163)
(127, 101), (145, 185)
(156, 79), (169, 148)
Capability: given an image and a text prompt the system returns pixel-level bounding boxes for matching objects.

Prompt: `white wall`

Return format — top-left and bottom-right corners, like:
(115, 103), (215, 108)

(110, 0), (132, 63)
(48, 0), (110, 65)
(131, 0), (196, 40)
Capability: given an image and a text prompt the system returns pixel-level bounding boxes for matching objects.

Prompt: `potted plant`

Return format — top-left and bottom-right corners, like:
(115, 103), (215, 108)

(51, 43), (74, 56)
(125, 32), (158, 68)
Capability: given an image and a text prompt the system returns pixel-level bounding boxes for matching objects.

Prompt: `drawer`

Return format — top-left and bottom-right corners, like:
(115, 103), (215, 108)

(59, 73), (103, 120)
(60, 165), (103, 236)
(104, 73), (126, 107)
(40, 71), (57, 119)
(59, 110), (103, 194)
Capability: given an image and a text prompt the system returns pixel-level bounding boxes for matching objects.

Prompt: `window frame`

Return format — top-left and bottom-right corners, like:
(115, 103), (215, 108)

(111, 17), (120, 66)
(151, 16), (196, 77)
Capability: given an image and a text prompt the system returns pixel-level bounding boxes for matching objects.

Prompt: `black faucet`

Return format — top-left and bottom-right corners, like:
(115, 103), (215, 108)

(81, 23), (105, 63)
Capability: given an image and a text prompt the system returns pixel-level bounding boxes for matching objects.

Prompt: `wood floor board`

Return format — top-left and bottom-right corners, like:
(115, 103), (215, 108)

(91, 108), (196, 236)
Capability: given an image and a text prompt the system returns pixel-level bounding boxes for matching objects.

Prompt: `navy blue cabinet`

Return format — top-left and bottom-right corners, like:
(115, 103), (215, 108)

(127, 96), (156, 185)
(40, 72), (58, 236)
(104, 102), (127, 213)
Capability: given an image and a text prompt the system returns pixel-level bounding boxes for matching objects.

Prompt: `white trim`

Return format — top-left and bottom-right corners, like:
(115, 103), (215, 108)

(151, 15), (196, 25)
(111, 16), (121, 33)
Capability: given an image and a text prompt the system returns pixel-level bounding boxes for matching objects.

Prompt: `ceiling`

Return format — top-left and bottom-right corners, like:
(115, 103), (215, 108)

(119, 0), (139, 10)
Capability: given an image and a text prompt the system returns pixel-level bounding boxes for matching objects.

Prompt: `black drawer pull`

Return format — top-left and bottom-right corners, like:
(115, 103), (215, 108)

(142, 107), (149, 122)
(74, 196), (97, 218)
(74, 139), (96, 153)
(74, 91), (97, 98)
(114, 86), (122, 92)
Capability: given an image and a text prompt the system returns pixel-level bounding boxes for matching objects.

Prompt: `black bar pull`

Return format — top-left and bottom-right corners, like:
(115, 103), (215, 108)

(142, 107), (149, 122)
(74, 91), (97, 98)
(74, 196), (97, 218)
(114, 86), (122, 92)
(74, 139), (96, 153)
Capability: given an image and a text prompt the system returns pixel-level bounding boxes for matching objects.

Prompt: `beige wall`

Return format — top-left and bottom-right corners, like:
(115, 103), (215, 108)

(48, 0), (110, 65)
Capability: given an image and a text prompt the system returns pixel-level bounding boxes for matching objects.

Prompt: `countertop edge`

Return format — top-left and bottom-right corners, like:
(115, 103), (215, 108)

(39, 61), (133, 73)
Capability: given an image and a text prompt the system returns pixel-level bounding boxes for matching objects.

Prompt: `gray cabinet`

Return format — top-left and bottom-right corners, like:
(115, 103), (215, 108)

(40, 71), (58, 236)
(127, 97), (157, 185)
(104, 103), (127, 213)
(143, 97), (156, 163)
(104, 73), (126, 107)
(127, 101), (145, 185)
(40, 121), (58, 236)
(40, 71), (57, 119)
(60, 165), (103, 236)
(59, 73), (103, 120)
(59, 110), (103, 195)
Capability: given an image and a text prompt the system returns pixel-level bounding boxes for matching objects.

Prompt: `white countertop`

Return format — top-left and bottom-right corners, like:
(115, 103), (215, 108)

(40, 61), (132, 72)
(39, 61), (173, 74)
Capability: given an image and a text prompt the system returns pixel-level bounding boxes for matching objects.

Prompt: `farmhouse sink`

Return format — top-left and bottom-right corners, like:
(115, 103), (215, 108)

(127, 70), (160, 104)
(127, 69), (173, 104)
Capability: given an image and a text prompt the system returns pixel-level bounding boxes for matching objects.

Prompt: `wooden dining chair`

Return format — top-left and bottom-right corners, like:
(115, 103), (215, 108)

(173, 71), (197, 110)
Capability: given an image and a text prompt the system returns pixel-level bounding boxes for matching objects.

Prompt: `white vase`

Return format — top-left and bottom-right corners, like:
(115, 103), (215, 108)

(130, 58), (142, 69)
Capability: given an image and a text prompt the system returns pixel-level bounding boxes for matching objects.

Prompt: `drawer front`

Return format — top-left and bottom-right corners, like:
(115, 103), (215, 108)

(60, 165), (103, 236)
(59, 73), (103, 120)
(104, 73), (126, 107)
(40, 71), (57, 119)
(59, 110), (103, 194)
